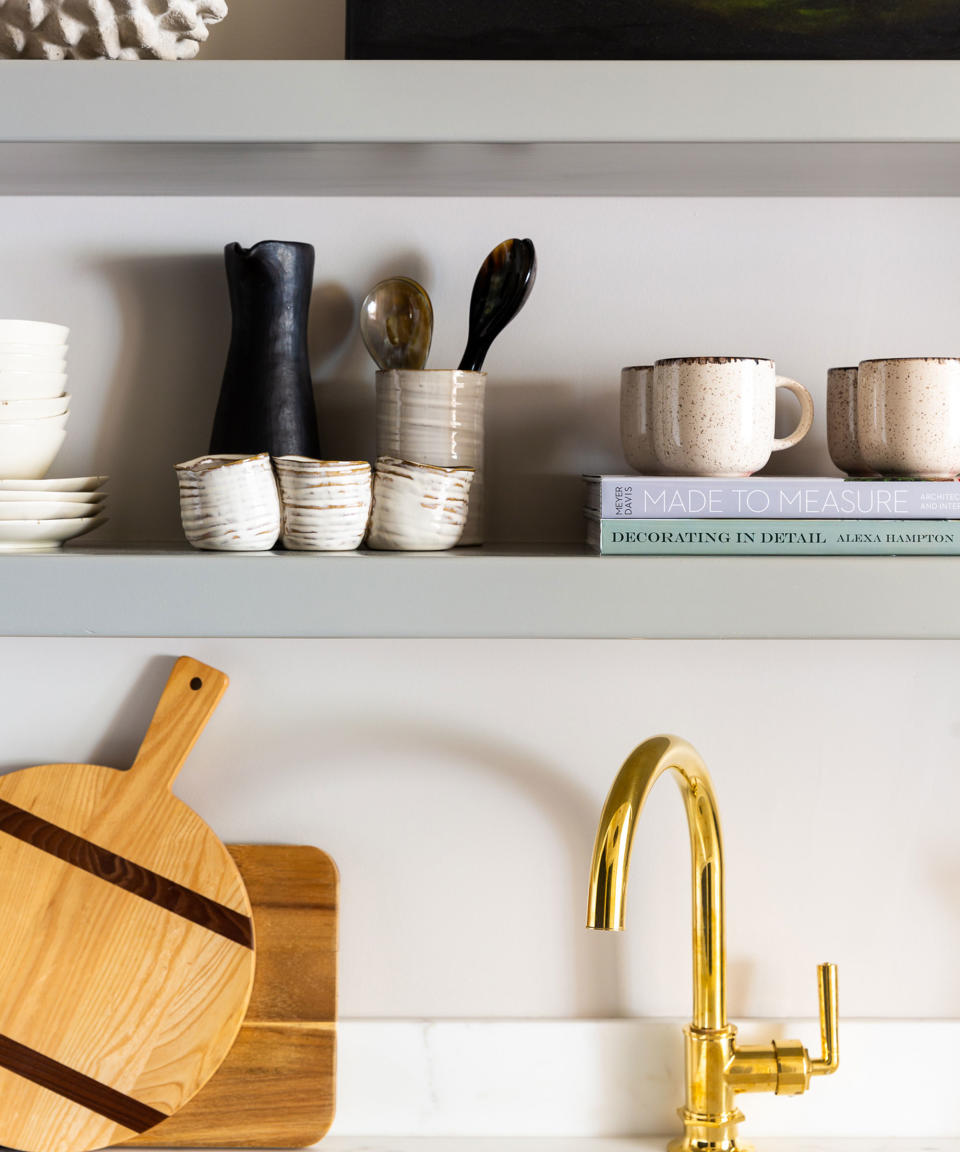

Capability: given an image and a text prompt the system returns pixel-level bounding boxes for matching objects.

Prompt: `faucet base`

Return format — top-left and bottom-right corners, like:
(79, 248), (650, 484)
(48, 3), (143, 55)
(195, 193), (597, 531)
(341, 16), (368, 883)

(668, 1142), (750, 1152)
(668, 1105), (748, 1152)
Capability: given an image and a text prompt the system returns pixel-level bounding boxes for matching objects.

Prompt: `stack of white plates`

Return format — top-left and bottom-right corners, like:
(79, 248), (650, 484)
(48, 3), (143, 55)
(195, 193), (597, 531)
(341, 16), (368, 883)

(0, 476), (108, 551)
(0, 319), (71, 480)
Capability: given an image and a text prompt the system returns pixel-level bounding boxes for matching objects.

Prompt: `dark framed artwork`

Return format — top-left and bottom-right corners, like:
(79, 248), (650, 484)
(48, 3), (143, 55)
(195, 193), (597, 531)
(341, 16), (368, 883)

(346, 0), (960, 59)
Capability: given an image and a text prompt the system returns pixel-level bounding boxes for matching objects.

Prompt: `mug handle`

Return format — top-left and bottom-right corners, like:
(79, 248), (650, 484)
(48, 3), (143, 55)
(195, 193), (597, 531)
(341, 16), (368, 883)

(772, 377), (814, 452)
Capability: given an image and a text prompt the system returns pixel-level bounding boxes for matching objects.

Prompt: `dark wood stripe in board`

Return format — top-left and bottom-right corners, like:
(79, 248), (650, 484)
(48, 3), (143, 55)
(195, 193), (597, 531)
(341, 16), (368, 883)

(0, 799), (253, 949)
(0, 1033), (167, 1133)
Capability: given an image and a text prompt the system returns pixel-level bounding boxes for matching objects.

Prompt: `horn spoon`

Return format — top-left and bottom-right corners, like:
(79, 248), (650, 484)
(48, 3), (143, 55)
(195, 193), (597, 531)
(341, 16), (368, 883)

(458, 238), (537, 373)
(360, 276), (434, 371)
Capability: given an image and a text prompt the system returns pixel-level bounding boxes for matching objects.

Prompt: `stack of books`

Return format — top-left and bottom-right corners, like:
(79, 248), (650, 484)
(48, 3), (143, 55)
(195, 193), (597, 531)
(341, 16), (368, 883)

(583, 475), (960, 555)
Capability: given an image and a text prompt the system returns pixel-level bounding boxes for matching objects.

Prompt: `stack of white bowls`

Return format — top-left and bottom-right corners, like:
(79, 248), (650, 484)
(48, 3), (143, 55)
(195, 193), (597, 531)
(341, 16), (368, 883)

(0, 319), (70, 480)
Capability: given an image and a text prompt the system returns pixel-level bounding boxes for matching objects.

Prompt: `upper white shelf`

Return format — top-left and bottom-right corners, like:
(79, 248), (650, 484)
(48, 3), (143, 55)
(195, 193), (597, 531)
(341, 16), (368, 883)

(1, 545), (959, 639)
(4, 61), (960, 194)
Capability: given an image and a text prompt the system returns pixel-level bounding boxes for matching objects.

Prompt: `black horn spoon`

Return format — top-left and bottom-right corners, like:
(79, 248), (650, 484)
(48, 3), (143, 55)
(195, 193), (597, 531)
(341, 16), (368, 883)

(458, 238), (537, 373)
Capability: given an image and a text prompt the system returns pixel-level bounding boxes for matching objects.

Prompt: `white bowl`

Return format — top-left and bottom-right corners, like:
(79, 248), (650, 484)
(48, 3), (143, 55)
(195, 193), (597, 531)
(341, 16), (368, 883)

(0, 395), (70, 421)
(274, 457), (372, 551)
(0, 412), (70, 432)
(0, 320), (69, 346)
(0, 353), (70, 373)
(176, 453), (280, 551)
(0, 423), (67, 479)
(366, 456), (473, 550)
(0, 343), (68, 359)
(0, 372), (67, 400)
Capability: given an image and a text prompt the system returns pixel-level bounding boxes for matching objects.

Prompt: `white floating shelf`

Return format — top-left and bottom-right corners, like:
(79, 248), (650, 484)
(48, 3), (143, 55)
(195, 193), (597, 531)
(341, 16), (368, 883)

(4, 61), (960, 194)
(1, 545), (958, 639)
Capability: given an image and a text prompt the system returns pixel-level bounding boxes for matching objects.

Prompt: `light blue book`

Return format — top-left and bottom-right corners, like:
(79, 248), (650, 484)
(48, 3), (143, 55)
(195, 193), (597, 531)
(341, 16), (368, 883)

(583, 475), (960, 520)
(585, 518), (960, 555)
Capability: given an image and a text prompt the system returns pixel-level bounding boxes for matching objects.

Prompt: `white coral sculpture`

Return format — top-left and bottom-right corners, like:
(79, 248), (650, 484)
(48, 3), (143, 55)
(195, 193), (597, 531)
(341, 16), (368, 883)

(0, 0), (228, 59)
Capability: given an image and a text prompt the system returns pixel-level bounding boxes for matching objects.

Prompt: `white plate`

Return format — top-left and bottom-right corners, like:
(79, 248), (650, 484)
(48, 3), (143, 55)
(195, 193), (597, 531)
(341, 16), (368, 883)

(0, 320), (69, 345)
(0, 489), (105, 504)
(0, 476), (107, 492)
(0, 515), (106, 551)
(0, 501), (106, 520)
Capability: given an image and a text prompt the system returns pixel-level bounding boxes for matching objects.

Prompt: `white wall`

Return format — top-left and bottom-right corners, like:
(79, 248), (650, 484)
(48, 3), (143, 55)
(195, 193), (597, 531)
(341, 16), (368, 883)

(3, 196), (960, 544)
(1, 637), (957, 1021)
(201, 0), (344, 59)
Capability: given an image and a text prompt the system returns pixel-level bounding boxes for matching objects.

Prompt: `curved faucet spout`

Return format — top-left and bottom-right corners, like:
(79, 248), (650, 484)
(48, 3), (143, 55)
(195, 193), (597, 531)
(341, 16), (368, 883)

(586, 734), (725, 1031)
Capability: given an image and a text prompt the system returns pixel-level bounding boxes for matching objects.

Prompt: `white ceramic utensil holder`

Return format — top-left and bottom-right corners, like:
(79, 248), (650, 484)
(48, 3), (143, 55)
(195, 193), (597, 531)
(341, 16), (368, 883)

(375, 368), (485, 545)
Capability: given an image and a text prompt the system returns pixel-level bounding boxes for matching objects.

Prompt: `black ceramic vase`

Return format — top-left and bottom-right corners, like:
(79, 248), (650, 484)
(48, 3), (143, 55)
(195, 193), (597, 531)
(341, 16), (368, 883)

(210, 240), (321, 458)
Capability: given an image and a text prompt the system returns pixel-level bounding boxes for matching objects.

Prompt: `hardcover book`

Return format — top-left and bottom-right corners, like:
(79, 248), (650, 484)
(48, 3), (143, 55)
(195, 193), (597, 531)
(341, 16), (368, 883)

(586, 517), (960, 555)
(583, 475), (960, 520)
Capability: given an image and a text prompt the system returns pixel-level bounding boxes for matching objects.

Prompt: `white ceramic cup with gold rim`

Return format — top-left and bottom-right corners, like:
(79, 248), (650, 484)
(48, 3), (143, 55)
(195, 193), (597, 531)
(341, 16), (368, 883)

(857, 357), (960, 479)
(273, 456), (372, 551)
(367, 456), (473, 551)
(650, 356), (814, 477)
(175, 452), (280, 551)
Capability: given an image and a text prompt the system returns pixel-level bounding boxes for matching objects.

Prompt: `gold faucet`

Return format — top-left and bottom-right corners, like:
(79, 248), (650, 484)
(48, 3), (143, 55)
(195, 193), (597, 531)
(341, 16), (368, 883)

(587, 734), (838, 1152)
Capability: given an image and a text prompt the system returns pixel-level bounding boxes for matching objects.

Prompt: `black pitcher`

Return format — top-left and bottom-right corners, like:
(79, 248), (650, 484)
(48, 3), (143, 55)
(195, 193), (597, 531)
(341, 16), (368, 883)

(210, 240), (321, 458)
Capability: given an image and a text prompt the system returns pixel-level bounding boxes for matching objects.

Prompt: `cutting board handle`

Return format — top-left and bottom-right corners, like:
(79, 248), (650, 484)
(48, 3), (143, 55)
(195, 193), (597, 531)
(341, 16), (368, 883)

(129, 656), (229, 792)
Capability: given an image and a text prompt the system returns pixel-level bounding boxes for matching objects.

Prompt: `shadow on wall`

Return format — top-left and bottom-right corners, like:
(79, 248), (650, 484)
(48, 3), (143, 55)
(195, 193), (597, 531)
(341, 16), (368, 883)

(313, 250), (434, 469)
(486, 376), (617, 543)
(0, 655), (181, 775)
(279, 710), (626, 1017)
(200, 0), (346, 59)
(30, 654), (626, 1016)
(93, 254), (229, 543)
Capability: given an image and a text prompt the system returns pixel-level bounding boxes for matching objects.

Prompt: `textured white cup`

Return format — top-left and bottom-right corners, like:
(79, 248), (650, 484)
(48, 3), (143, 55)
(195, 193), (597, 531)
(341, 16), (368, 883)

(620, 365), (659, 473)
(175, 452), (280, 551)
(274, 456), (372, 551)
(367, 456), (474, 551)
(375, 369), (485, 545)
(826, 366), (876, 477)
(857, 357), (960, 478)
(651, 356), (814, 477)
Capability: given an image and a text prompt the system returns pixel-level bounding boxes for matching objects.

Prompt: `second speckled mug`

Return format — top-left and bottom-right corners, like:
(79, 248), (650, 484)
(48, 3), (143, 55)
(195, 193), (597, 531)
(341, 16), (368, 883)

(651, 356), (814, 477)
(857, 357), (960, 479)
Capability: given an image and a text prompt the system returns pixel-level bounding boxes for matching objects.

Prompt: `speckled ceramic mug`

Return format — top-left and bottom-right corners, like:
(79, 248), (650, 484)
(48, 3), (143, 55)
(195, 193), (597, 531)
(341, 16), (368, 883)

(619, 365), (659, 474)
(826, 366), (876, 477)
(857, 358), (960, 479)
(651, 356), (814, 477)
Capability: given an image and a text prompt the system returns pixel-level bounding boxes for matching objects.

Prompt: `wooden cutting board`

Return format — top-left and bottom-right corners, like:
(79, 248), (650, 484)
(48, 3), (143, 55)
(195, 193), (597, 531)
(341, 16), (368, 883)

(124, 844), (338, 1148)
(0, 657), (256, 1152)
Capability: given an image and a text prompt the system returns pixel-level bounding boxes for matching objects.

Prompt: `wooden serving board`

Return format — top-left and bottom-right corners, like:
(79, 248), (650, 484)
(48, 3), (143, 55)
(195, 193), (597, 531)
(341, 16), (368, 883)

(0, 657), (255, 1152)
(124, 844), (338, 1149)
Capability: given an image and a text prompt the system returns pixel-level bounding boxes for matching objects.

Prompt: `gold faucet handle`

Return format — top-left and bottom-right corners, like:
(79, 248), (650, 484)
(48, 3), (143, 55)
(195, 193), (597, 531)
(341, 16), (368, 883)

(810, 961), (839, 1076)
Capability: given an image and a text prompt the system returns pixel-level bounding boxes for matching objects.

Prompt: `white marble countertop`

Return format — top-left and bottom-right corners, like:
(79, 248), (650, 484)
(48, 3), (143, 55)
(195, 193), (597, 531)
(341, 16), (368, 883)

(322, 1139), (960, 1152)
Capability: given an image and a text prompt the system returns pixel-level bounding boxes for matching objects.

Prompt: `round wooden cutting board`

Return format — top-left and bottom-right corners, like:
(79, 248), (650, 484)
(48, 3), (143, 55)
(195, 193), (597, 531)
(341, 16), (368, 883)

(0, 656), (255, 1152)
